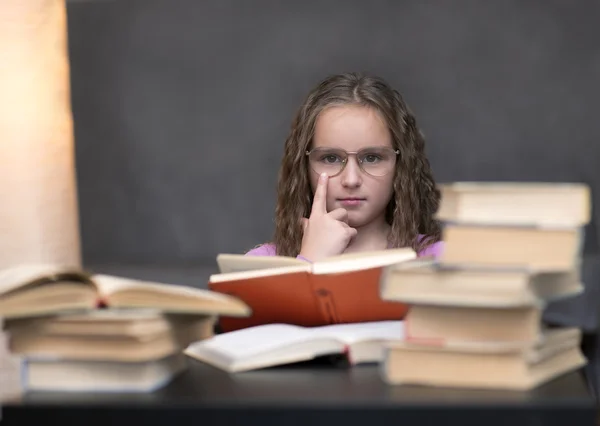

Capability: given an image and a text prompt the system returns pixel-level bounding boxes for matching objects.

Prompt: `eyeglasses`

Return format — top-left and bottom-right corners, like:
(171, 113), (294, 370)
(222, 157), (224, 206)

(306, 146), (400, 178)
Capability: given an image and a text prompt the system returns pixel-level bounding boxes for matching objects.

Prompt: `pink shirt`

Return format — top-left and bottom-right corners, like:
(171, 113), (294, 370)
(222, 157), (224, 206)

(245, 235), (444, 260)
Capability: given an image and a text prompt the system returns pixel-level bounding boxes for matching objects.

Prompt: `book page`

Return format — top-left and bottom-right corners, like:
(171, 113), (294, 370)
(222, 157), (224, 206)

(312, 248), (416, 274)
(185, 323), (312, 361)
(308, 321), (405, 344)
(216, 254), (306, 274)
(208, 264), (310, 283)
(91, 274), (250, 307)
(0, 264), (88, 296)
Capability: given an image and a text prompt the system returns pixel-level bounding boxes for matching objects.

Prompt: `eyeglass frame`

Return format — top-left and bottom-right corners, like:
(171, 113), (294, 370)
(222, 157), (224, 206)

(305, 146), (400, 178)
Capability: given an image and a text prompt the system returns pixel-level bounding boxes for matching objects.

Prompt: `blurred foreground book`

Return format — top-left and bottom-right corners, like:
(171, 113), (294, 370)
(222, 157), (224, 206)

(379, 182), (590, 390)
(0, 266), (251, 392)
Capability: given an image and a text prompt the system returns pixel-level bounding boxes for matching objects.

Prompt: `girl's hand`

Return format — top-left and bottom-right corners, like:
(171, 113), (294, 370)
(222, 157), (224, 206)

(299, 173), (357, 262)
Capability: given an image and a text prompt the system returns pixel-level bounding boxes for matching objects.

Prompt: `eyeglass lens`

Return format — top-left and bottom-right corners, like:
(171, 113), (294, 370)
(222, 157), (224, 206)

(308, 147), (397, 177)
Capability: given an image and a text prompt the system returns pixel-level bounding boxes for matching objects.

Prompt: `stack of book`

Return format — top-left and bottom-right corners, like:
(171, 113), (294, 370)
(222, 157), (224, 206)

(0, 264), (250, 392)
(379, 182), (590, 390)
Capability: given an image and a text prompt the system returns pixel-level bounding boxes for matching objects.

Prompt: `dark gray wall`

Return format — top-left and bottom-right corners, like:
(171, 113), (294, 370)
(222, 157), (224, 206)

(67, 3), (600, 390)
(66, 0), (600, 266)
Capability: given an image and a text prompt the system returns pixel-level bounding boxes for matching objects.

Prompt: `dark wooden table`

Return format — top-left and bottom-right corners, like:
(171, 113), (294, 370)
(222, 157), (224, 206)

(1, 358), (596, 426)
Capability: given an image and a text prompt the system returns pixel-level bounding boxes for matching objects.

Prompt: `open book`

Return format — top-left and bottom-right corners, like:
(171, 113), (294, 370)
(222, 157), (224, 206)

(0, 264), (250, 319)
(208, 248), (417, 332)
(184, 320), (404, 372)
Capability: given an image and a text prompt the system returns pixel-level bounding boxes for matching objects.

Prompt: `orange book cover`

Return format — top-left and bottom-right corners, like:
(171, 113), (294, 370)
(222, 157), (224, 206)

(208, 249), (416, 332)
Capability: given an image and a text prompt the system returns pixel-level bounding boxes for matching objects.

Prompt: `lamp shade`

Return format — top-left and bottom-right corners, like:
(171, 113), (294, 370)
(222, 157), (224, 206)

(0, 0), (81, 269)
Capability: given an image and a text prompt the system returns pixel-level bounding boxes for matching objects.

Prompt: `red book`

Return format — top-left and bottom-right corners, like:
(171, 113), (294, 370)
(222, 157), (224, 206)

(208, 248), (416, 332)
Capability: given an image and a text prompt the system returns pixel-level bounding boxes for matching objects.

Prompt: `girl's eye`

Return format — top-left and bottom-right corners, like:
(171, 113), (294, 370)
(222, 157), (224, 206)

(321, 155), (341, 163)
(363, 154), (382, 163)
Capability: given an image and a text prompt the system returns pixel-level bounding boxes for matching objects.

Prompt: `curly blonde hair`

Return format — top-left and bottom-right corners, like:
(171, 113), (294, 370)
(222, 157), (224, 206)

(272, 72), (441, 256)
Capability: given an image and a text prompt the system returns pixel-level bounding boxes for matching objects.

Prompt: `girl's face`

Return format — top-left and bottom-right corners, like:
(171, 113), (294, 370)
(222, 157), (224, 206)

(308, 105), (396, 228)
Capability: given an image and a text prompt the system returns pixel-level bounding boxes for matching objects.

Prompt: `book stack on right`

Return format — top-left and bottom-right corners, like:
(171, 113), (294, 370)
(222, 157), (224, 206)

(380, 182), (591, 390)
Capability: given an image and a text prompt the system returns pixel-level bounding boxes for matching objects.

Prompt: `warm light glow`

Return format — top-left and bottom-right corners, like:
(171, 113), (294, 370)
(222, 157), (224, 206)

(0, 0), (81, 269)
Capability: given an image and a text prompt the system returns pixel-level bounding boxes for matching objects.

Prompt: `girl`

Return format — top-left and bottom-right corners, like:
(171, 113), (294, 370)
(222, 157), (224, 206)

(247, 72), (443, 262)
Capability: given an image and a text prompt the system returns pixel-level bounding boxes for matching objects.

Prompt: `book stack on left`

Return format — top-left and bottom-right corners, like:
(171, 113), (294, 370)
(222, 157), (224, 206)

(0, 264), (250, 393)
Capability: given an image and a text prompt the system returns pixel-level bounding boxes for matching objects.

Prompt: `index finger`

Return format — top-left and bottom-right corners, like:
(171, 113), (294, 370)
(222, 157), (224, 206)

(311, 173), (328, 216)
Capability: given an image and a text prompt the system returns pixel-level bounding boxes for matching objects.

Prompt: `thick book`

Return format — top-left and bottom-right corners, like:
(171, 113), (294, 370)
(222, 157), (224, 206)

(208, 248), (417, 332)
(435, 182), (590, 227)
(403, 304), (545, 344)
(382, 327), (586, 390)
(380, 262), (583, 307)
(439, 224), (583, 270)
(23, 354), (187, 393)
(0, 264), (250, 319)
(184, 320), (404, 372)
(3, 309), (196, 338)
(4, 311), (216, 362)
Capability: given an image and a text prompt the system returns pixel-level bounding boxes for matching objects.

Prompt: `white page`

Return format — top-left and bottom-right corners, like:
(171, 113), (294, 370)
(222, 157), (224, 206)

(307, 320), (405, 344)
(186, 324), (313, 361)
(0, 264), (87, 296)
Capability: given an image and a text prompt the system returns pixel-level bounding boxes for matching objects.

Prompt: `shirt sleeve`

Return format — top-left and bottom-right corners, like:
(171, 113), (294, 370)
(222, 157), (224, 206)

(244, 243), (277, 256)
(418, 240), (444, 259)
(245, 244), (311, 262)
